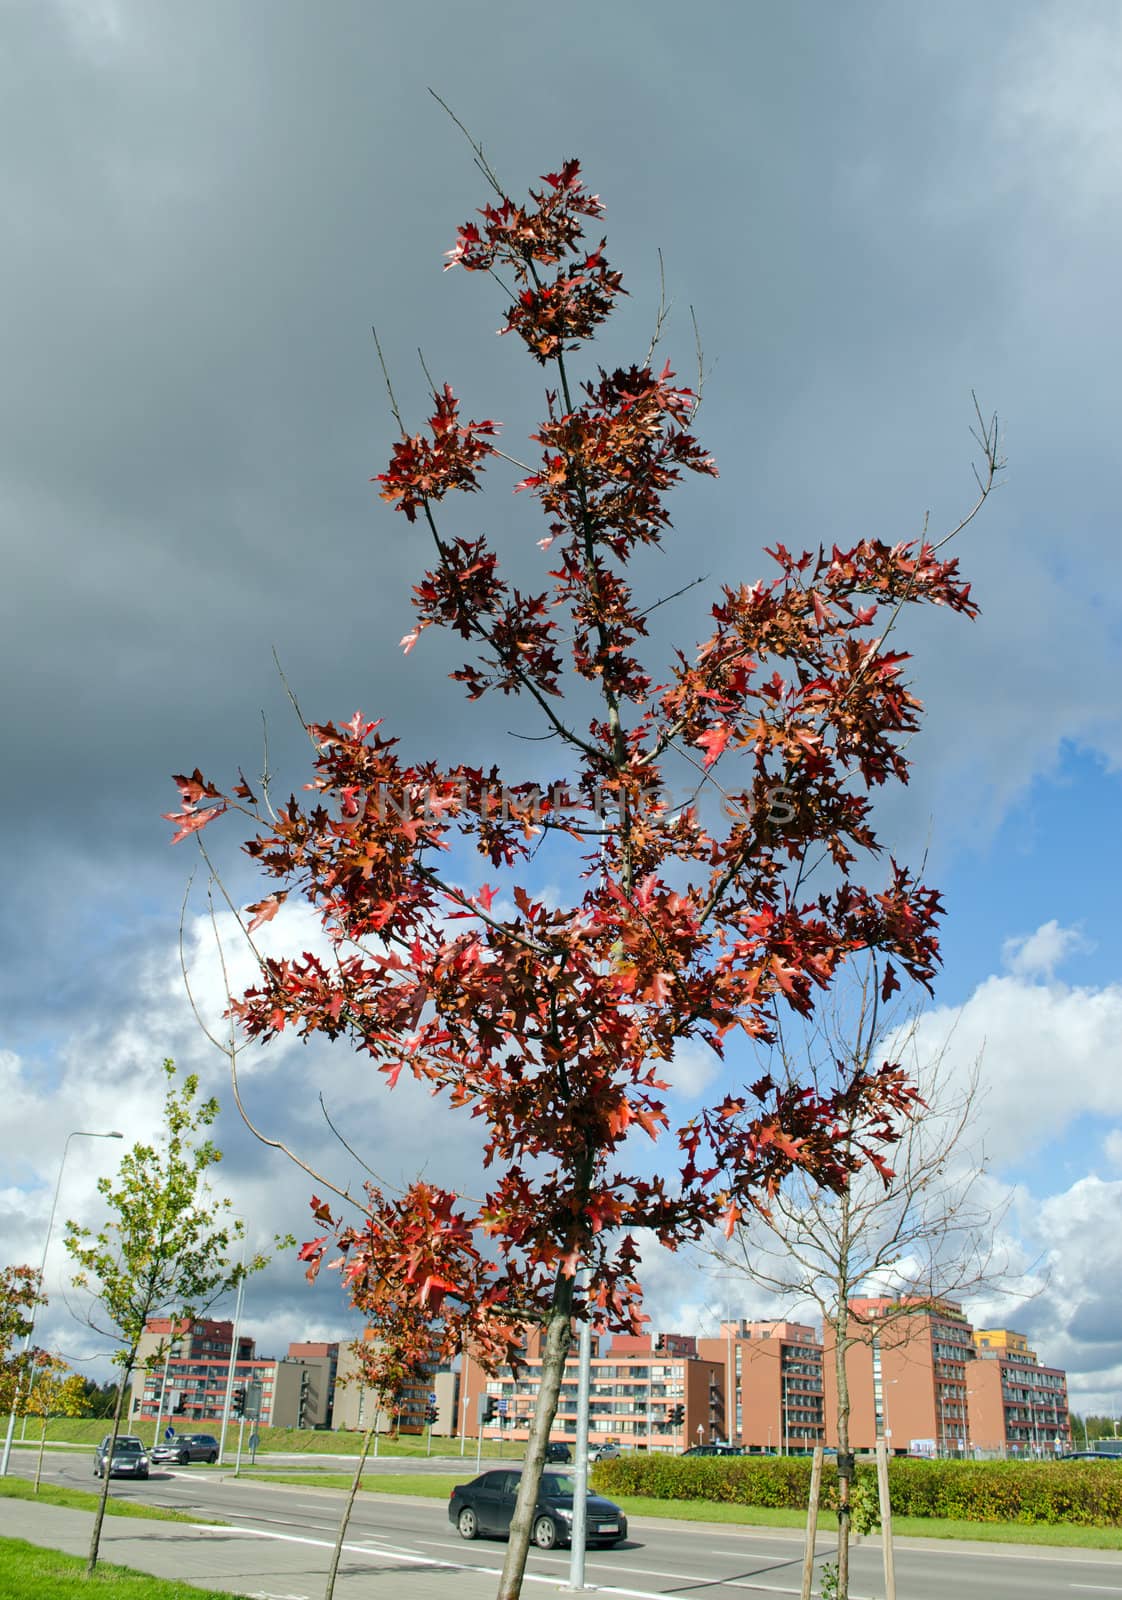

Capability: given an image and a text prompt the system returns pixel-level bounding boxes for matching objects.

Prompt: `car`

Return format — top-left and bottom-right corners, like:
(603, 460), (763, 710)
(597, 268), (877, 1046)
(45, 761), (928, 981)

(681, 1443), (744, 1456)
(448, 1468), (628, 1550)
(93, 1435), (150, 1479)
(1060, 1450), (1122, 1461)
(544, 1441), (571, 1463)
(589, 1441), (621, 1461)
(150, 1432), (220, 1465)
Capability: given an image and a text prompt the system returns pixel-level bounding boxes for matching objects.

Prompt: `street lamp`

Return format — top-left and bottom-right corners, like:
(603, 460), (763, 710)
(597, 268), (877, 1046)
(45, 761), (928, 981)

(1, 1128), (124, 1476)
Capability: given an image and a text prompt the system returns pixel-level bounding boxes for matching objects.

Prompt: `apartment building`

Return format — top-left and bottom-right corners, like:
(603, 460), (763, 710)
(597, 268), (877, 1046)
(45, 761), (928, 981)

(128, 1317), (338, 1432)
(459, 1328), (722, 1451)
(331, 1331), (455, 1435)
(822, 1297), (974, 1456)
(698, 1320), (824, 1453)
(967, 1328), (1070, 1458)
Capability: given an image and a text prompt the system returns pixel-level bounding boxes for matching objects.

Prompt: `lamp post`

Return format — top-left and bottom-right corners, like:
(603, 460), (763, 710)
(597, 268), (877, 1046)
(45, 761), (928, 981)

(1, 1128), (124, 1477)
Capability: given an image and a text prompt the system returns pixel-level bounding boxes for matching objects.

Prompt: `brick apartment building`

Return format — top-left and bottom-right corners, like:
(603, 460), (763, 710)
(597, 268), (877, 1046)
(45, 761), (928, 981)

(459, 1328), (723, 1451)
(697, 1321), (824, 1453)
(967, 1328), (1070, 1458)
(823, 1297), (974, 1456)
(128, 1317), (338, 1433)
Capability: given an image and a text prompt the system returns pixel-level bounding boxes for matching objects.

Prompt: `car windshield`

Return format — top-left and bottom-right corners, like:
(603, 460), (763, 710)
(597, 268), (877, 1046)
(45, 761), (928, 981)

(115, 1441), (143, 1453)
(542, 1473), (577, 1496)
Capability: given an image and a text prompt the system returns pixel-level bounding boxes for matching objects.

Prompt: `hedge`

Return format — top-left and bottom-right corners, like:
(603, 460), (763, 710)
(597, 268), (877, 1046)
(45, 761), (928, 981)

(590, 1455), (1122, 1527)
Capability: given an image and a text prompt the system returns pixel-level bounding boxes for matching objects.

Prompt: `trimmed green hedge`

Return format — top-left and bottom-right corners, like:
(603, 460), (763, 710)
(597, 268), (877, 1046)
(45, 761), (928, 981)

(590, 1455), (1122, 1527)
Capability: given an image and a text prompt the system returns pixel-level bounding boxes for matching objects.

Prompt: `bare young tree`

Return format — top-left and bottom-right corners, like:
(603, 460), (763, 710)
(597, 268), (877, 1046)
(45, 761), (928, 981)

(709, 963), (1007, 1600)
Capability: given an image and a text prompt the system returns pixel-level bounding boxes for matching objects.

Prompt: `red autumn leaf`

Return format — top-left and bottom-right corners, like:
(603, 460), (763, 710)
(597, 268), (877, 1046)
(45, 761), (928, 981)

(245, 893), (286, 933)
(695, 725), (731, 767)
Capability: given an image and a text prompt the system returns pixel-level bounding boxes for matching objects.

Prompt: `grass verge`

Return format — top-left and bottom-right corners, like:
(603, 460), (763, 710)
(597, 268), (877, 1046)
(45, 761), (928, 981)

(0, 1537), (244, 1599)
(0, 1477), (219, 1526)
(37, 1418), (506, 1459)
(245, 1470), (1122, 1550)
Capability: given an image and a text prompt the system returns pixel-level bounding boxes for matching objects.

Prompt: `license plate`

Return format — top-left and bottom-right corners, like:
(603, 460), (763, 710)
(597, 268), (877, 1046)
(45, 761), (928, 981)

(596, 1522), (618, 1534)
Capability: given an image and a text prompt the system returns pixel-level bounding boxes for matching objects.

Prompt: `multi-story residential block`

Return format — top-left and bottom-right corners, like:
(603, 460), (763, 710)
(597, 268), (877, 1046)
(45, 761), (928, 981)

(459, 1329), (721, 1451)
(698, 1320), (824, 1452)
(331, 1332), (450, 1435)
(967, 1328), (1070, 1458)
(822, 1297), (974, 1456)
(128, 1318), (338, 1432)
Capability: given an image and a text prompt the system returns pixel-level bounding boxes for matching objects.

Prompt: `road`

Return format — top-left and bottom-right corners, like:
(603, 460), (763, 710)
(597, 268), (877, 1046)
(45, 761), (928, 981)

(10, 1444), (1122, 1600)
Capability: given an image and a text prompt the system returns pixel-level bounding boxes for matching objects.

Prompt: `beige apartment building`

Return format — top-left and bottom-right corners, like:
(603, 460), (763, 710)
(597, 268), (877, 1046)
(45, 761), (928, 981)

(459, 1328), (722, 1451)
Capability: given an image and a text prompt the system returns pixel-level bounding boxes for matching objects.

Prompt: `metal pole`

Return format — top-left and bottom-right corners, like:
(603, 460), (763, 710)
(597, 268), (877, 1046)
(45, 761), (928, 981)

(566, 1310), (593, 1592)
(217, 1235), (247, 1465)
(151, 1345), (172, 1449)
(875, 1436), (896, 1600)
(1, 1129), (123, 1477)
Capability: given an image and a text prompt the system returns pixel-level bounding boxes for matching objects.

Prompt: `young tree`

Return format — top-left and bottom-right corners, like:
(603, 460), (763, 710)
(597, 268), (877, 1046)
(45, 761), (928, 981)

(708, 969), (1006, 1598)
(0, 1265), (44, 1418)
(22, 1352), (86, 1492)
(313, 1183), (515, 1600)
(64, 1058), (274, 1574)
(169, 153), (996, 1599)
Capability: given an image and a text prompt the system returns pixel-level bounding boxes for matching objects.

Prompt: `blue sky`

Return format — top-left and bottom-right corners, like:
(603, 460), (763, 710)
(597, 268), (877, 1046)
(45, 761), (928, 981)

(2, 0), (1121, 1417)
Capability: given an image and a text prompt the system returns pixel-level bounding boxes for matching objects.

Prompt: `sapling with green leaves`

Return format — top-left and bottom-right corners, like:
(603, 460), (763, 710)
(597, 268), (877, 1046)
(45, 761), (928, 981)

(65, 1058), (279, 1574)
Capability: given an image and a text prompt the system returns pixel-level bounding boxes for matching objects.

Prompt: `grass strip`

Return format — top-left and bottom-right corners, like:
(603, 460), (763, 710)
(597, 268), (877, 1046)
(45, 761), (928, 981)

(0, 1477), (220, 1526)
(245, 1470), (1122, 1550)
(0, 1536), (245, 1599)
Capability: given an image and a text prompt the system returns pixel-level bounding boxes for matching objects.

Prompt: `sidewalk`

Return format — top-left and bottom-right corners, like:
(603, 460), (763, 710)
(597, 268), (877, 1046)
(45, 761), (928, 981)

(0, 1498), (537, 1600)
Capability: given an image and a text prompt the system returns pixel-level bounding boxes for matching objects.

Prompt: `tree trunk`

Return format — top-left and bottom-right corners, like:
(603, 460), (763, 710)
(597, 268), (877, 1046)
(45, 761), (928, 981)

(495, 1267), (575, 1600)
(833, 1317), (852, 1600)
(323, 1423), (375, 1600)
(34, 1417), (46, 1492)
(87, 1359), (132, 1574)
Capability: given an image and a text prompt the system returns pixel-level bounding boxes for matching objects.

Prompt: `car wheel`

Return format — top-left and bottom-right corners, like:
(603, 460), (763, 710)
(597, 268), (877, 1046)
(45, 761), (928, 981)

(178, 1452), (189, 1465)
(457, 1506), (479, 1540)
(207, 1451), (217, 1464)
(532, 1515), (559, 1550)
(139, 1470), (149, 1480)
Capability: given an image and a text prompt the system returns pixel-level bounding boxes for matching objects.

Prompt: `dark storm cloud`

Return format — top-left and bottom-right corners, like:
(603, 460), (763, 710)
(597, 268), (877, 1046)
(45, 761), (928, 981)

(4, 0), (1122, 1378)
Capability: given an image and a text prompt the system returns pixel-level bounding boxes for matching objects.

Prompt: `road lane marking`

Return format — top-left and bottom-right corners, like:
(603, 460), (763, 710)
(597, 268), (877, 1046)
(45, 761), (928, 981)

(193, 1523), (866, 1597)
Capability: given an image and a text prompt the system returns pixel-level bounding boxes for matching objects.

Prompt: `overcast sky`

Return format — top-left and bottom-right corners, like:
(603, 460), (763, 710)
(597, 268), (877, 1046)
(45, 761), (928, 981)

(3, 1), (1121, 1419)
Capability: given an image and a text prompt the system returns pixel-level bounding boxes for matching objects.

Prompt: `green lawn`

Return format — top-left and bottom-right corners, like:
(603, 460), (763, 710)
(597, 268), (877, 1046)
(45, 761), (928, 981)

(246, 1469), (1122, 1551)
(0, 1539), (244, 1600)
(0, 1478), (217, 1526)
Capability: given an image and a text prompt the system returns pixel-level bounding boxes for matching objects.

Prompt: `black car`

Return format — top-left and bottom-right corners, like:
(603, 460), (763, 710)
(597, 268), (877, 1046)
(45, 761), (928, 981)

(94, 1435), (150, 1479)
(544, 1441), (571, 1463)
(681, 1443), (744, 1456)
(448, 1468), (628, 1550)
(150, 1432), (220, 1465)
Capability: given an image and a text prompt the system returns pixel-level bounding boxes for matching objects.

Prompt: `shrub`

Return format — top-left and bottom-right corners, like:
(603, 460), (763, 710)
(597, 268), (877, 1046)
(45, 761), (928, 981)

(590, 1455), (1122, 1527)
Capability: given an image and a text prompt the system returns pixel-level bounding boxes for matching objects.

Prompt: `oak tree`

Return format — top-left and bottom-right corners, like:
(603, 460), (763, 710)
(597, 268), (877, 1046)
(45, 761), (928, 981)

(170, 154), (995, 1599)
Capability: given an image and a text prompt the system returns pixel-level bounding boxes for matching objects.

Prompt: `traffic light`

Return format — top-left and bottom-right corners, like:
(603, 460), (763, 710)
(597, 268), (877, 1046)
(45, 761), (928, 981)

(232, 1386), (246, 1419)
(424, 1404), (439, 1424)
(654, 1334), (666, 1352)
(478, 1394), (496, 1424)
(670, 1403), (685, 1426)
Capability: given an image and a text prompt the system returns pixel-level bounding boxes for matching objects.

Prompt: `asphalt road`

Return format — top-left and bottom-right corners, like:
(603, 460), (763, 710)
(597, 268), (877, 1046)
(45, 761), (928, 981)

(11, 1445), (1122, 1600)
